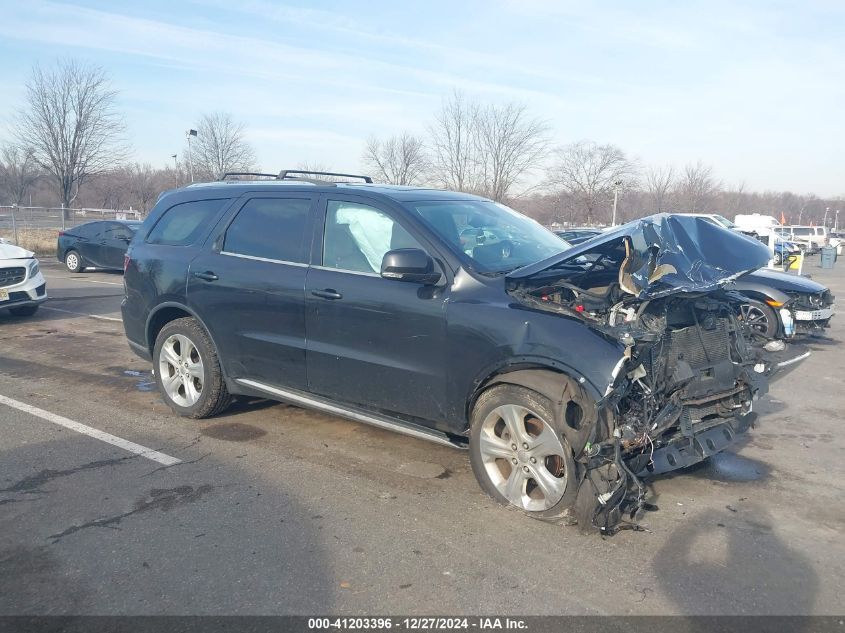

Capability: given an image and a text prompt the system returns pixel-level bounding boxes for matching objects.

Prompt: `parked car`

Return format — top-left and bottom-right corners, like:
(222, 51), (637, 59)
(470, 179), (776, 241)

(730, 269), (835, 339)
(57, 220), (142, 272)
(554, 227), (602, 244)
(678, 213), (800, 265)
(0, 240), (47, 317)
(122, 174), (807, 532)
(776, 225), (832, 255)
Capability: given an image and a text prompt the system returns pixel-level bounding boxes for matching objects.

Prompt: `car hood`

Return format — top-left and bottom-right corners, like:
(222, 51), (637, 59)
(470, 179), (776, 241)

(0, 242), (34, 260)
(735, 268), (828, 294)
(508, 213), (771, 299)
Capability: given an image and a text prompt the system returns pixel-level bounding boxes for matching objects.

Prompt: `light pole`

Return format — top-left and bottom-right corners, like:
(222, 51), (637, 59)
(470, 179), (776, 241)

(171, 154), (179, 186)
(836, 209), (840, 232)
(611, 179), (621, 226)
(824, 206), (829, 228)
(186, 129), (197, 183)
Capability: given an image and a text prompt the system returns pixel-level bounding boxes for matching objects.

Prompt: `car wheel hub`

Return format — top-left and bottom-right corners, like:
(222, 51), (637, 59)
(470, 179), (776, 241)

(478, 404), (568, 512)
(158, 334), (204, 407)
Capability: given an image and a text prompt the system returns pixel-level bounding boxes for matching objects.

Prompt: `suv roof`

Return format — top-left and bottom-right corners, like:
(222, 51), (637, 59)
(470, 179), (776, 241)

(180, 169), (488, 204)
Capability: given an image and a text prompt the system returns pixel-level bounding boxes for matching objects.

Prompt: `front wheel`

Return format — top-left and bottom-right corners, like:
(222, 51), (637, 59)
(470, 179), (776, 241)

(469, 384), (577, 522)
(153, 317), (231, 418)
(739, 300), (778, 339)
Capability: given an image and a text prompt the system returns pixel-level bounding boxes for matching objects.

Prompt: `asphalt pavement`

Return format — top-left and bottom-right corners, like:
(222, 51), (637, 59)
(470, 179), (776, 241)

(0, 261), (843, 615)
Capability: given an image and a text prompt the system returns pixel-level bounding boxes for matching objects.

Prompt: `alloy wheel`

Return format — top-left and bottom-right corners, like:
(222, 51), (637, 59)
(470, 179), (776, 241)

(478, 404), (568, 511)
(158, 333), (205, 407)
(66, 252), (79, 271)
(740, 303), (771, 335)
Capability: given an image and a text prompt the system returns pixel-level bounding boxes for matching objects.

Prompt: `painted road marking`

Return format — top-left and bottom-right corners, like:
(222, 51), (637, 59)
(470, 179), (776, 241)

(41, 306), (122, 322)
(0, 394), (180, 466)
(50, 276), (123, 286)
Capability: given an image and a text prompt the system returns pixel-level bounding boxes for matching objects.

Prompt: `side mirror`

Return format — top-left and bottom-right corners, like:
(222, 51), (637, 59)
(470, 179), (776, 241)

(380, 248), (441, 285)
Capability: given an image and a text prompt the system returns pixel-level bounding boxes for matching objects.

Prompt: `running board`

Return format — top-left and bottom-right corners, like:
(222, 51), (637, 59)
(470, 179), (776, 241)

(235, 378), (466, 449)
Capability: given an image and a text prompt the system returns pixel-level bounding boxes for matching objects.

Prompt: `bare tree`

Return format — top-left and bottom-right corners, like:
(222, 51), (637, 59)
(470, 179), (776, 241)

(644, 165), (676, 212)
(0, 144), (41, 206)
(125, 163), (160, 213)
(15, 60), (127, 214)
(362, 133), (428, 185)
(428, 90), (481, 193)
(474, 102), (549, 202)
(191, 112), (256, 180)
(547, 141), (637, 224)
(675, 161), (720, 212)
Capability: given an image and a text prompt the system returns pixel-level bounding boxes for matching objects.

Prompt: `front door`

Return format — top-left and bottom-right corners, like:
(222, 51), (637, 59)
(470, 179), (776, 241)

(305, 195), (449, 424)
(187, 194), (316, 389)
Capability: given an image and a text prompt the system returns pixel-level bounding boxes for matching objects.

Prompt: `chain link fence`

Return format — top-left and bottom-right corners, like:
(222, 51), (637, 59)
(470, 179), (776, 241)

(0, 206), (143, 256)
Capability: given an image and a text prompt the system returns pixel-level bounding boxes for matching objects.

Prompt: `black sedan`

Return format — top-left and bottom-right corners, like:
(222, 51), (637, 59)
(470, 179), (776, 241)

(554, 228), (602, 245)
(731, 268), (835, 339)
(57, 220), (141, 273)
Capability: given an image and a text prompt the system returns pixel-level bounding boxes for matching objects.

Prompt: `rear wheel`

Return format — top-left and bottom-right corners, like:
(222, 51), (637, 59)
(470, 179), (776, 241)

(739, 300), (778, 339)
(9, 305), (39, 317)
(153, 317), (231, 418)
(65, 250), (83, 273)
(469, 385), (577, 522)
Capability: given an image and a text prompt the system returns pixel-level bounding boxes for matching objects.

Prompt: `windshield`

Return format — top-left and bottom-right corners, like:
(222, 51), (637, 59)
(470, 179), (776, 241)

(408, 200), (569, 273)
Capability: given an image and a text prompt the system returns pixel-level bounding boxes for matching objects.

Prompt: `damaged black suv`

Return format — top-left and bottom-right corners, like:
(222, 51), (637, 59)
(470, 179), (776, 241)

(122, 171), (808, 532)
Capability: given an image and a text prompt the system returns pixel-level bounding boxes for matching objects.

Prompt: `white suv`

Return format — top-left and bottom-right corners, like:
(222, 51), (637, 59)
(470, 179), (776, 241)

(0, 240), (48, 317)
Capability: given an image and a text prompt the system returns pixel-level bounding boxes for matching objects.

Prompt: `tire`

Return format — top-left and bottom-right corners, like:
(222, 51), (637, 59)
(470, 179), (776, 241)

(739, 300), (778, 339)
(153, 317), (231, 418)
(469, 384), (577, 523)
(65, 250), (83, 273)
(9, 305), (39, 317)
(773, 251), (782, 265)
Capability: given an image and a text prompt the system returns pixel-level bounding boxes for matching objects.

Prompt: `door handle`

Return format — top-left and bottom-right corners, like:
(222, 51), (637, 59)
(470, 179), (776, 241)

(311, 289), (342, 300)
(193, 271), (219, 282)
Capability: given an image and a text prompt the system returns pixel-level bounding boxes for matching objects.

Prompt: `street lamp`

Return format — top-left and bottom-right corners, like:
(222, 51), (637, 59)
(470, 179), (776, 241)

(836, 209), (840, 232)
(171, 154), (179, 186)
(611, 179), (622, 226)
(824, 207), (830, 228)
(186, 129), (198, 183)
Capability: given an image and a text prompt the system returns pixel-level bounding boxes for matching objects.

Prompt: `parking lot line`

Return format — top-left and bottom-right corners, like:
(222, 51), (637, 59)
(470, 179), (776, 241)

(41, 305), (122, 322)
(0, 394), (180, 466)
(51, 276), (124, 286)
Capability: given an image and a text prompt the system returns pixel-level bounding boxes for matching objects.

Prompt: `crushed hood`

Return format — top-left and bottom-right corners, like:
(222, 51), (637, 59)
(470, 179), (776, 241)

(508, 213), (771, 299)
(0, 242), (34, 260)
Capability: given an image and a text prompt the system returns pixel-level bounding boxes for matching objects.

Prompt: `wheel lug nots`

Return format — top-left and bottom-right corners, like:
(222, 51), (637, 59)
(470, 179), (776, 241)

(511, 444), (517, 450)
(530, 457), (537, 464)
(522, 465), (529, 473)
(522, 442), (529, 449)
(511, 458), (518, 465)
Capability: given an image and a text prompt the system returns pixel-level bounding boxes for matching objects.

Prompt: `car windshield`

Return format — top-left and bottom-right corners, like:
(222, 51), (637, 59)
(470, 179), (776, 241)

(408, 200), (569, 273)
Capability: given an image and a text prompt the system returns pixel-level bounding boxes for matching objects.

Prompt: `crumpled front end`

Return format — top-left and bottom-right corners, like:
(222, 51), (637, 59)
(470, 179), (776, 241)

(506, 214), (810, 532)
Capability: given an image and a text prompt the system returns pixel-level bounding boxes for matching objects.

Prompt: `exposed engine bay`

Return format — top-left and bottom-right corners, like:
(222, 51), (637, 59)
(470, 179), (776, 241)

(505, 215), (807, 532)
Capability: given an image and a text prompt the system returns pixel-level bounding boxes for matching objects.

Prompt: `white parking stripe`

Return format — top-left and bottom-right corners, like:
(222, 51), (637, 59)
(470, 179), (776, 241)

(50, 276), (123, 286)
(41, 306), (122, 322)
(0, 394), (180, 466)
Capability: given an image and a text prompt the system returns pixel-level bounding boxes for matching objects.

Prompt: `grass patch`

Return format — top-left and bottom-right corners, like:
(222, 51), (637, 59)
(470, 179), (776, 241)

(0, 229), (58, 258)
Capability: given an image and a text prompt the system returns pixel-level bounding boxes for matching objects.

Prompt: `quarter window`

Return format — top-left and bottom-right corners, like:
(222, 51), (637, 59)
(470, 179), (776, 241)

(322, 201), (423, 274)
(223, 197), (312, 263)
(147, 199), (228, 246)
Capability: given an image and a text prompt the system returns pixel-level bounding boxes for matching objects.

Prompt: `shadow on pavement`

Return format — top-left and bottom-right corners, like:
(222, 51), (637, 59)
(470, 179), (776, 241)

(654, 504), (817, 619)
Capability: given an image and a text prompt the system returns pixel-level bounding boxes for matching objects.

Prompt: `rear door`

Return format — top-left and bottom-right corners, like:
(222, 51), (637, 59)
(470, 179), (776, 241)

(305, 194), (450, 422)
(187, 193), (316, 389)
(73, 222), (104, 266)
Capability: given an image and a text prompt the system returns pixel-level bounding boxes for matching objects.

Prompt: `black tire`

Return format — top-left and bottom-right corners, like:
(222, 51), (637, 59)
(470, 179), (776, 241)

(773, 251), (782, 265)
(153, 317), (231, 419)
(9, 304), (39, 317)
(739, 299), (778, 339)
(65, 250), (83, 273)
(469, 384), (577, 524)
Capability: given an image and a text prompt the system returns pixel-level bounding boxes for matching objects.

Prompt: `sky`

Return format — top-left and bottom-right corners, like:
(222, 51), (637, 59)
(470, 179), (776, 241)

(0, 0), (842, 196)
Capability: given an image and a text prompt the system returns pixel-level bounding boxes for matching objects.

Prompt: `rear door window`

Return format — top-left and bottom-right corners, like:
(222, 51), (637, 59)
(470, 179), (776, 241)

(147, 199), (228, 246)
(223, 197), (313, 264)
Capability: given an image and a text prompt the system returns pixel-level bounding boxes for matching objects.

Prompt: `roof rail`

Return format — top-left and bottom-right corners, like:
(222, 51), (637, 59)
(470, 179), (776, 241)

(220, 172), (279, 181)
(279, 169), (373, 183)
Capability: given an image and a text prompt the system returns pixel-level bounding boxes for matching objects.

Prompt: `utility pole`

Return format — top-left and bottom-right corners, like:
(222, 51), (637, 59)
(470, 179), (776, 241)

(824, 207), (829, 228)
(186, 129), (197, 183)
(611, 179), (621, 226)
(835, 209), (840, 232)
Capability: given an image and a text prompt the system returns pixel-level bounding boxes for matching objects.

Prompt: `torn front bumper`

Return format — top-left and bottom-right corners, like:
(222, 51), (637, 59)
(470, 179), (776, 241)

(633, 413), (754, 477)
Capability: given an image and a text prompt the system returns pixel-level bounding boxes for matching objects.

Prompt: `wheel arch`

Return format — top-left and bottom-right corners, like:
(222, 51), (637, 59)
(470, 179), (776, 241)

(145, 302), (224, 364)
